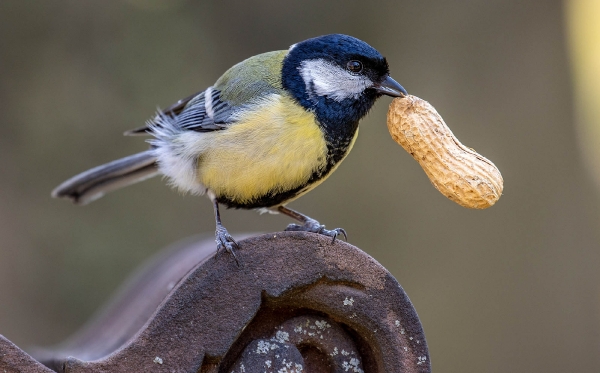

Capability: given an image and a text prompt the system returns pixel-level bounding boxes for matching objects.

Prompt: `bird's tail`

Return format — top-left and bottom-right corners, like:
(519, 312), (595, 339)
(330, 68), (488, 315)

(51, 150), (159, 205)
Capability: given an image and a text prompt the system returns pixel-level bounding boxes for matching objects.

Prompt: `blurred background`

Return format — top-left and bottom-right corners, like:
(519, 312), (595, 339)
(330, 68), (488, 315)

(1, 0), (599, 371)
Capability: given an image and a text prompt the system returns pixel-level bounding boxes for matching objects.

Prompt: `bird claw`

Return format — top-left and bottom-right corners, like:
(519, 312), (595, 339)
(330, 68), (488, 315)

(215, 225), (240, 266)
(284, 221), (347, 243)
(330, 227), (348, 243)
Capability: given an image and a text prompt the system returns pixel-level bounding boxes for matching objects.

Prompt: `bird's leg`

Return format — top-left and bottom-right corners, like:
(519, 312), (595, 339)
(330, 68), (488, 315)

(277, 205), (347, 243)
(211, 196), (240, 265)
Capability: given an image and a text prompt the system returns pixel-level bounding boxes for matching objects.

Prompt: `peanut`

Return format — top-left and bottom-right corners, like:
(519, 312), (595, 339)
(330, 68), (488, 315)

(387, 95), (503, 209)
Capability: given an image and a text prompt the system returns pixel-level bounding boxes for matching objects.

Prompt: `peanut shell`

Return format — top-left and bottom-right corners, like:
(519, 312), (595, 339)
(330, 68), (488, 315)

(387, 95), (503, 209)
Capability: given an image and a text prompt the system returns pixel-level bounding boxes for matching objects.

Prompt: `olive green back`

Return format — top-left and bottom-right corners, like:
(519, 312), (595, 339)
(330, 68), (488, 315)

(215, 50), (288, 106)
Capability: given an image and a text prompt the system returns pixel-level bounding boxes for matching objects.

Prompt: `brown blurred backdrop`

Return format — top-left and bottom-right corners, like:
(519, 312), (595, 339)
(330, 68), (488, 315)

(1, 1), (599, 372)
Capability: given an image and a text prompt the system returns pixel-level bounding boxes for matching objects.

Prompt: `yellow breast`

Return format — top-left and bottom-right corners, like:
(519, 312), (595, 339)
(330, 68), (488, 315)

(196, 95), (329, 204)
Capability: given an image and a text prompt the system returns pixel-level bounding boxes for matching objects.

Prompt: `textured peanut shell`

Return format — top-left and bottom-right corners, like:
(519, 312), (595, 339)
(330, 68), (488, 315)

(387, 95), (503, 209)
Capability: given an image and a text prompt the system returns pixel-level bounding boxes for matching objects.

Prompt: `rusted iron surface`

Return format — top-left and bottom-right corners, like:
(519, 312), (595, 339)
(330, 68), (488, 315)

(0, 335), (54, 373)
(34, 235), (223, 368)
(3, 232), (431, 372)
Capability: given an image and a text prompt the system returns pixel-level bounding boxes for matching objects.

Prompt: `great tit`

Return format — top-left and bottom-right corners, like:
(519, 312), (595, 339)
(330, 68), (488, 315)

(52, 34), (407, 259)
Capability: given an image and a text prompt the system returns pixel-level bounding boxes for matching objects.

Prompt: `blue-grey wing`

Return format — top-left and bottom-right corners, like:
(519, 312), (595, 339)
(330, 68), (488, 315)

(124, 87), (235, 136)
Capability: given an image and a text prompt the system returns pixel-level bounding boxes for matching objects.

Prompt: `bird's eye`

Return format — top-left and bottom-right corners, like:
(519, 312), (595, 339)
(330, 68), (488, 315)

(346, 60), (363, 73)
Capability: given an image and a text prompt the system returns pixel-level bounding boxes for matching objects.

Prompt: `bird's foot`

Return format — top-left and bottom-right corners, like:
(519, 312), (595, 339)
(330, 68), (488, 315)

(215, 225), (240, 266)
(284, 218), (347, 243)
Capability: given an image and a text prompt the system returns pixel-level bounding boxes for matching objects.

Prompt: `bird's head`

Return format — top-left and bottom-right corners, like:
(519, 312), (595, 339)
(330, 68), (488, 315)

(282, 34), (406, 129)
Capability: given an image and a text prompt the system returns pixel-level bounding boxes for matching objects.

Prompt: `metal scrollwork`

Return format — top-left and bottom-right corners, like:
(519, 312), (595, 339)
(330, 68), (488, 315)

(1, 232), (431, 373)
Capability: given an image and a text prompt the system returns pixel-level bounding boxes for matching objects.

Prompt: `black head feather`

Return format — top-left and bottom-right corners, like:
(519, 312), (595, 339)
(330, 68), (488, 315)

(282, 34), (394, 162)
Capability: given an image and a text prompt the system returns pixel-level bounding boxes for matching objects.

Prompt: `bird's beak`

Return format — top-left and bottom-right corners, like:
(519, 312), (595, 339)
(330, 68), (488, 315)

(374, 75), (408, 97)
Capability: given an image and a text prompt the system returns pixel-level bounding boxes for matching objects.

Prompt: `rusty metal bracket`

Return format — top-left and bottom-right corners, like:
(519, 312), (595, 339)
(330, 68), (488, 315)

(1, 232), (431, 372)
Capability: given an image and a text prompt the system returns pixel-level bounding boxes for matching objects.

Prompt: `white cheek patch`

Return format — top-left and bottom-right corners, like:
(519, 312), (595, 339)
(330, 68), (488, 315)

(298, 59), (373, 102)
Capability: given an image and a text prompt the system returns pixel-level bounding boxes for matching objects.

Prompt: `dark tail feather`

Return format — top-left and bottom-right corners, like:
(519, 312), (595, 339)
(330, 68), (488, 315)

(52, 150), (159, 205)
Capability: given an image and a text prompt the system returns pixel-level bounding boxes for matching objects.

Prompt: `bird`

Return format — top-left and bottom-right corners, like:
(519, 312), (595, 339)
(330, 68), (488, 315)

(51, 34), (407, 261)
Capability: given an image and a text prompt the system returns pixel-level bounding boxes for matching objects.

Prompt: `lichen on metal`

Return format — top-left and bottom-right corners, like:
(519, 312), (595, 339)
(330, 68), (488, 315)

(0, 232), (431, 372)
